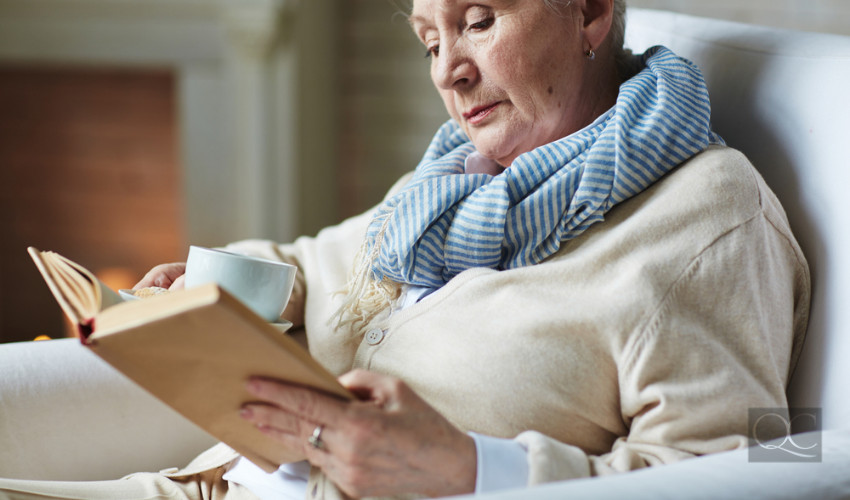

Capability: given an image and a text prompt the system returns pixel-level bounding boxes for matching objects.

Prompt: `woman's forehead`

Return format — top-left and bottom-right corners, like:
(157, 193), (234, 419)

(411, 0), (522, 18)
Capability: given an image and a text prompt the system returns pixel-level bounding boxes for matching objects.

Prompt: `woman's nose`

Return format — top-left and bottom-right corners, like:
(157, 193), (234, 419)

(432, 41), (477, 90)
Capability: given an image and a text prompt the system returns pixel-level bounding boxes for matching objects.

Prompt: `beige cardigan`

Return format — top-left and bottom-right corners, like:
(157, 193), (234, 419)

(205, 145), (810, 499)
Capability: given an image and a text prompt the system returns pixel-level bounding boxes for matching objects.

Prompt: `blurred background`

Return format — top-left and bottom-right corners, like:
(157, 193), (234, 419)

(1, 0), (847, 343)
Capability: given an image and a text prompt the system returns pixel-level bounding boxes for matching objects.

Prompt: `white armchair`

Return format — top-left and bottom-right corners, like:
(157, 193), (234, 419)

(0, 338), (217, 481)
(1, 8), (849, 499)
(460, 8), (850, 499)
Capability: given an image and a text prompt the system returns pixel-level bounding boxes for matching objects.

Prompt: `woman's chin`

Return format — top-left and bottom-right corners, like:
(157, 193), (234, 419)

(467, 137), (517, 167)
(472, 147), (516, 168)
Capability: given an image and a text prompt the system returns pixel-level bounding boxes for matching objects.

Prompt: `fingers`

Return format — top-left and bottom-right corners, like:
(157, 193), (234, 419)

(338, 368), (387, 392)
(169, 274), (186, 291)
(245, 378), (347, 424)
(133, 262), (186, 290)
(241, 379), (347, 460)
(240, 404), (300, 435)
(339, 369), (415, 411)
(241, 372), (476, 498)
(240, 378), (383, 448)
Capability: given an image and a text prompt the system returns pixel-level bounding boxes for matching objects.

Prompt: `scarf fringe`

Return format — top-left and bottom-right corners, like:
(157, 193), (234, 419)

(331, 213), (402, 334)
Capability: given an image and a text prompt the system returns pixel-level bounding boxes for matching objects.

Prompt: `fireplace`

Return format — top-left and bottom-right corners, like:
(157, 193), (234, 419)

(0, 65), (185, 343)
(0, 0), (341, 343)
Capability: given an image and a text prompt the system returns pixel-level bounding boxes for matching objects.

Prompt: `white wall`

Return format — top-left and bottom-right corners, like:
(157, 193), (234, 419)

(628, 0), (850, 36)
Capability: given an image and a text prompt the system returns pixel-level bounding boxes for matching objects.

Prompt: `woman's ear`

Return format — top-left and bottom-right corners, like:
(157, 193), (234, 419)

(579, 0), (614, 51)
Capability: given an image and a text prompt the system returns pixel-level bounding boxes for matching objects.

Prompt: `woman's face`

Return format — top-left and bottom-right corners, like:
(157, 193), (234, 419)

(411, 0), (601, 167)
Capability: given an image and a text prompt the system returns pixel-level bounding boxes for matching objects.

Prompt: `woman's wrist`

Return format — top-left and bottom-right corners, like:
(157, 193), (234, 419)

(430, 432), (477, 497)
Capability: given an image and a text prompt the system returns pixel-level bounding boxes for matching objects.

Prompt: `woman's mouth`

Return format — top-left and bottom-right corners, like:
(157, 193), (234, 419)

(463, 102), (501, 125)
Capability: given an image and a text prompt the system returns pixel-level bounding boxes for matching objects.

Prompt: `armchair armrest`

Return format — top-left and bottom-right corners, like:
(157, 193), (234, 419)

(0, 339), (217, 481)
(464, 428), (850, 500)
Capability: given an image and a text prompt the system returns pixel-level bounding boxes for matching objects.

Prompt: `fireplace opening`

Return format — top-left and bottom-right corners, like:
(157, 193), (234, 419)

(0, 64), (186, 343)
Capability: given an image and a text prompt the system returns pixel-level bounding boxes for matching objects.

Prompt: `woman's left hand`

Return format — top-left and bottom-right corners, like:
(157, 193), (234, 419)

(241, 369), (477, 498)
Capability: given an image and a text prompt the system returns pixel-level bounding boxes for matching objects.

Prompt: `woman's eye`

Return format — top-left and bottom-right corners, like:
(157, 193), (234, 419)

(468, 17), (494, 31)
(425, 45), (440, 59)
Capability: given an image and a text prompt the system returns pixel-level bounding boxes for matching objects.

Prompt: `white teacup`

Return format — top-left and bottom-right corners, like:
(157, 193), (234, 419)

(184, 245), (296, 322)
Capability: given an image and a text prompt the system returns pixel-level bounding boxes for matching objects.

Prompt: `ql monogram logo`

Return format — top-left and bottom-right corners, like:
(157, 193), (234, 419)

(748, 408), (822, 463)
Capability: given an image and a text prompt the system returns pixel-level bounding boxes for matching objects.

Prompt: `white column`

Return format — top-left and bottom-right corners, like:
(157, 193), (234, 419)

(219, 0), (294, 240)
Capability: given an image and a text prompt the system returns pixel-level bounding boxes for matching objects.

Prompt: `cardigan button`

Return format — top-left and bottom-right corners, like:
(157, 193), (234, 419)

(365, 328), (385, 345)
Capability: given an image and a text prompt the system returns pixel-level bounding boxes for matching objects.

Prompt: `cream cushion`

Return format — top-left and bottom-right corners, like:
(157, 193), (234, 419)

(0, 338), (216, 481)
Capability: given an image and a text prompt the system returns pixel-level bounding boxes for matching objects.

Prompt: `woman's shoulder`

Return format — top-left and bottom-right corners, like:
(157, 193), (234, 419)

(636, 144), (788, 240)
(662, 144), (797, 243)
(544, 144), (803, 301)
(603, 145), (768, 244)
(661, 144), (763, 216)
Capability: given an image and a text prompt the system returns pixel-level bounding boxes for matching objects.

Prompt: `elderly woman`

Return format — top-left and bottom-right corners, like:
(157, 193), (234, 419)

(0, 0), (809, 499)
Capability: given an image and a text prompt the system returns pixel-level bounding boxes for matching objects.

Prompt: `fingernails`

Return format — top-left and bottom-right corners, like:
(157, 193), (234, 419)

(246, 379), (262, 394)
(239, 407), (253, 419)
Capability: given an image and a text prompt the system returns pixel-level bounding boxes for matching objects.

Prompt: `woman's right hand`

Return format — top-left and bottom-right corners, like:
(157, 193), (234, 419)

(133, 263), (187, 291)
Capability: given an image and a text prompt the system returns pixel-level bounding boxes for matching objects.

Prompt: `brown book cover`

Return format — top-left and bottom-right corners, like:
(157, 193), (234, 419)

(28, 247), (352, 472)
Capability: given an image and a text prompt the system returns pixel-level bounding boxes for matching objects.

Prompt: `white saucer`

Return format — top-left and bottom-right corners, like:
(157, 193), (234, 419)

(269, 320), (293, 332)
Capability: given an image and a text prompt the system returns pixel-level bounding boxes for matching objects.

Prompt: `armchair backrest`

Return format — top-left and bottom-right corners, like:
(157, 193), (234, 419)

(625, 9), (850, 431)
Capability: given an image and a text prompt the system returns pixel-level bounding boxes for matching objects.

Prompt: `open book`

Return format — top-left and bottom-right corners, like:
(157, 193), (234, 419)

(28, 247), (352, 472)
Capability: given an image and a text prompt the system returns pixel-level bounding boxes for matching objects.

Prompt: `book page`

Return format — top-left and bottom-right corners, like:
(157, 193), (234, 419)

(28, 247), (125, 326)
(45, 253), (93, 316)
(53, 252), (122, 311)
(28, 247), (84, 324)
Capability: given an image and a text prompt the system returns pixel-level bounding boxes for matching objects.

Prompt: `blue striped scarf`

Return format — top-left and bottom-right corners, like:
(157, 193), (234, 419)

(362, 46), (722, 289)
